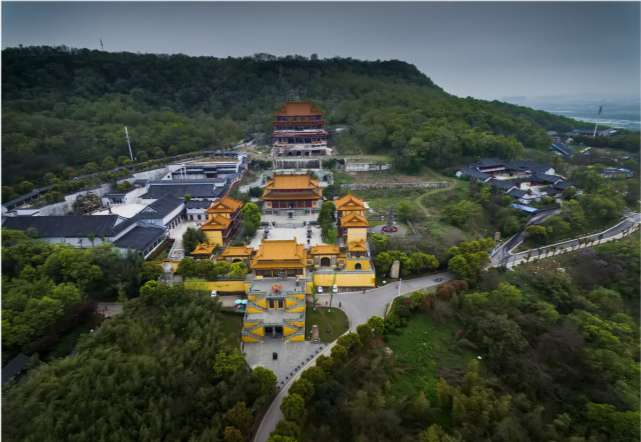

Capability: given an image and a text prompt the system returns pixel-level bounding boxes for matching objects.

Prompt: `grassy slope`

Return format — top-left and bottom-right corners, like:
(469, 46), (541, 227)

(384, 313), (474, 405)
(305, 307), (349, 343)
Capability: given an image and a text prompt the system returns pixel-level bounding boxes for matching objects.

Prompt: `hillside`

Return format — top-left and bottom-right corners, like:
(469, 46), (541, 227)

(2, 46), (587, 188)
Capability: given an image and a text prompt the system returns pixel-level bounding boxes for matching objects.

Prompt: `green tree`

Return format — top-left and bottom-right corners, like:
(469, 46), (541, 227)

(315, 354), (334, 373)
(337, 333), (363, 353)
(370, 233), (388, 255)
(441, 200), (482, 227)
(213, 348), (246, 378)
(270, 420), (300, 439)
(288, 378), (315, 402)
(226, 402), (253, 435)
(183, 227), (207, 255)
(141, 262), (163, 283)
(241, 203), (261, 236)
(223, 426), (244, 442)
(251, 366), (277, 396)
(367, 316), (385, 335)
(396, 200), (415, 220)
(375, 252), (393, 275)
(177, 257), (198, 278)
(356, 323), (373, 346)
(300, 366), (327, 386)
(102, 156), (117, 170)
(280, 393), (306, 422)
(330, 344), (348, 364)
(410, 252), (439, 273)
(229, 262), (248, 279)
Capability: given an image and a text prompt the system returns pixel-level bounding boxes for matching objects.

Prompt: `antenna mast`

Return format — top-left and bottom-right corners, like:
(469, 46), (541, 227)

(592, 104), (603, 137)
(125, 126), (134, 162)
(100, 38), (104, 51)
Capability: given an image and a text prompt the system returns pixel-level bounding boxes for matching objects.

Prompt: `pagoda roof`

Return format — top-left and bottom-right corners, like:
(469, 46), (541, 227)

(348, 240), (369, 252)
(260, 191), (322, 200)
(335, 192), (366, 211)
(191, 243), (216, 256)
(274, 101), (324, 117)
(253, 239), (307, 263)
(261, 173), (322, 200)
(200, 214), (232, 230)
(264, 173), (320, 190)
(218, 245), (254, 257)
(309, 244), (340, 255)
(341, 212), (369, 228)
(205, 195), (244, 213)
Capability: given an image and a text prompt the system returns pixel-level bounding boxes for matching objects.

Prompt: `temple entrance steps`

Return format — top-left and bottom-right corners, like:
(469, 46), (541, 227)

(241, 330), (264, 341)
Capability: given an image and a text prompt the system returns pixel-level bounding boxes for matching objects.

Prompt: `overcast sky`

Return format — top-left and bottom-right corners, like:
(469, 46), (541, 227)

(2, 1), (639, 100)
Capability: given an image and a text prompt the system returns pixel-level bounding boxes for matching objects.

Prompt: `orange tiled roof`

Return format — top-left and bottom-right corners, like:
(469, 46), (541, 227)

(309, 244), (340, 255)
(205, 195), (244, 213)
(263, 173), (320, 190)
(200, 214), (232, 230)
(218, 245), (254, 258)
(252, 239), (307, 265)
(335, 192), (366, 211)
(191, 243), (216, 255)
(348, 240), (369, 252)
(341, 212), (369, 228)
(260, 191), (322, 200)
(273, 101), (324, 117)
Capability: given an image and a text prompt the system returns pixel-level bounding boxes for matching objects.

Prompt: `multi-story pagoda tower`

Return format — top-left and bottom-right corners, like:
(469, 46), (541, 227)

(271, 101), (330, 157)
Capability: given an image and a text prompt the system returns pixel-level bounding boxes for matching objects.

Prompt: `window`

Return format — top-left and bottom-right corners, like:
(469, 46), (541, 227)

(355, 263), (362, 270)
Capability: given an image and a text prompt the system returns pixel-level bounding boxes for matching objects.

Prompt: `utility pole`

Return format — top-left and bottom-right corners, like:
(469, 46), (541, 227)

(124, 126), (134, 162)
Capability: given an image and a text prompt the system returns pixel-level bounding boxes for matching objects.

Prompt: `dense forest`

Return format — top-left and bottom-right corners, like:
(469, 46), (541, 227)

(2, 45), (590, 188)
(268, 236), (640, 442)
(2, 229), (276, 442)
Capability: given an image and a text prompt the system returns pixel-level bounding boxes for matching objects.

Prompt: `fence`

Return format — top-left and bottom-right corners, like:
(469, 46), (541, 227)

(341, 181), (448, 190)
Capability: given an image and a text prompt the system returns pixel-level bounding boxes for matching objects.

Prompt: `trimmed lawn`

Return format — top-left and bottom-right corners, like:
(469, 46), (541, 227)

(305, 307), (349, 343)
(384, 313), (474, 405)
(219, 312), (243, 348)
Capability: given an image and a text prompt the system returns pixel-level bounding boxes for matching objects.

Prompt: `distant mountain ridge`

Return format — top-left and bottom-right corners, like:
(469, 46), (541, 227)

(2, 46), (589, 187)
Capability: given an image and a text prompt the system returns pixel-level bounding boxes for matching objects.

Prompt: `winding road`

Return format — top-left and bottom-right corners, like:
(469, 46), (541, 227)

(251, 211), (640, 442)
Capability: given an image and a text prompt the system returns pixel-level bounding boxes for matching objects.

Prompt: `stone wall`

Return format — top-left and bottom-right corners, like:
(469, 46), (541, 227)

(343, 162), (394, 172)
(342, 181), (448, 190)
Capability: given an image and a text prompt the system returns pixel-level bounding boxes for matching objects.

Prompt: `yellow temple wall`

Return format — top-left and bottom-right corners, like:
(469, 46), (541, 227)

(347, 228), (367, 244)
(285, 334), (304, 342)
(203, 230), (223, 247)
(242, 335), (261, 342)
(346, 259), (371, 271)
(314, 272), (375, 288)
(183, 280), (246, 293)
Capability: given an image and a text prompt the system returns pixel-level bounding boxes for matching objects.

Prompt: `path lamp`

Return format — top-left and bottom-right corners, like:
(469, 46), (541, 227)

(398, 278), (402, 298)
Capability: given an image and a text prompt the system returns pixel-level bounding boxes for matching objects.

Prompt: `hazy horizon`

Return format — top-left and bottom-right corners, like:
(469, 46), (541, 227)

(2, 2), (639, 101)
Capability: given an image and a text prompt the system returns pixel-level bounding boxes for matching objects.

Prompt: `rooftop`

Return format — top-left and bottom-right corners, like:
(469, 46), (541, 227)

(273, 101), (324, 117)
(335, 192), (366, 211)
(113, 225), (166, 252)
(340, 212), (370, 228)
(2, 214), (132, 238)
(205, 195), (244, 213)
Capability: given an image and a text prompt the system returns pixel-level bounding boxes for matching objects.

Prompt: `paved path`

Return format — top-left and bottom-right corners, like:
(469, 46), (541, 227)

(493, 211), (640, 267)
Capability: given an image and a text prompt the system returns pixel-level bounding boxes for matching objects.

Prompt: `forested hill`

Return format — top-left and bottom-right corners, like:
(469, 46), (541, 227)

(2, 46), (586, 186)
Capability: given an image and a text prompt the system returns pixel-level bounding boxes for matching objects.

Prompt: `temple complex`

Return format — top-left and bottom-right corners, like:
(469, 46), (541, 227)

(198, 195), (244, 247)
(260, 172), (323, 211)
(271, 101), (330, 157)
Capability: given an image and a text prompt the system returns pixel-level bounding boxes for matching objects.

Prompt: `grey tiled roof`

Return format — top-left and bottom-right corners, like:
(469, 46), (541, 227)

(530, 173), (563, 184)
(133, 194), (183, 220)
(2, 215), (132, 238)
(506, 160), (551, 174)
(141, 180), (227, 199)
(471, 158), (504, 168)
(113, 225), (166, 252)
(459, 167), (491, 180)
(507, 188), (527, 198)
(487, 178), (516, 191)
